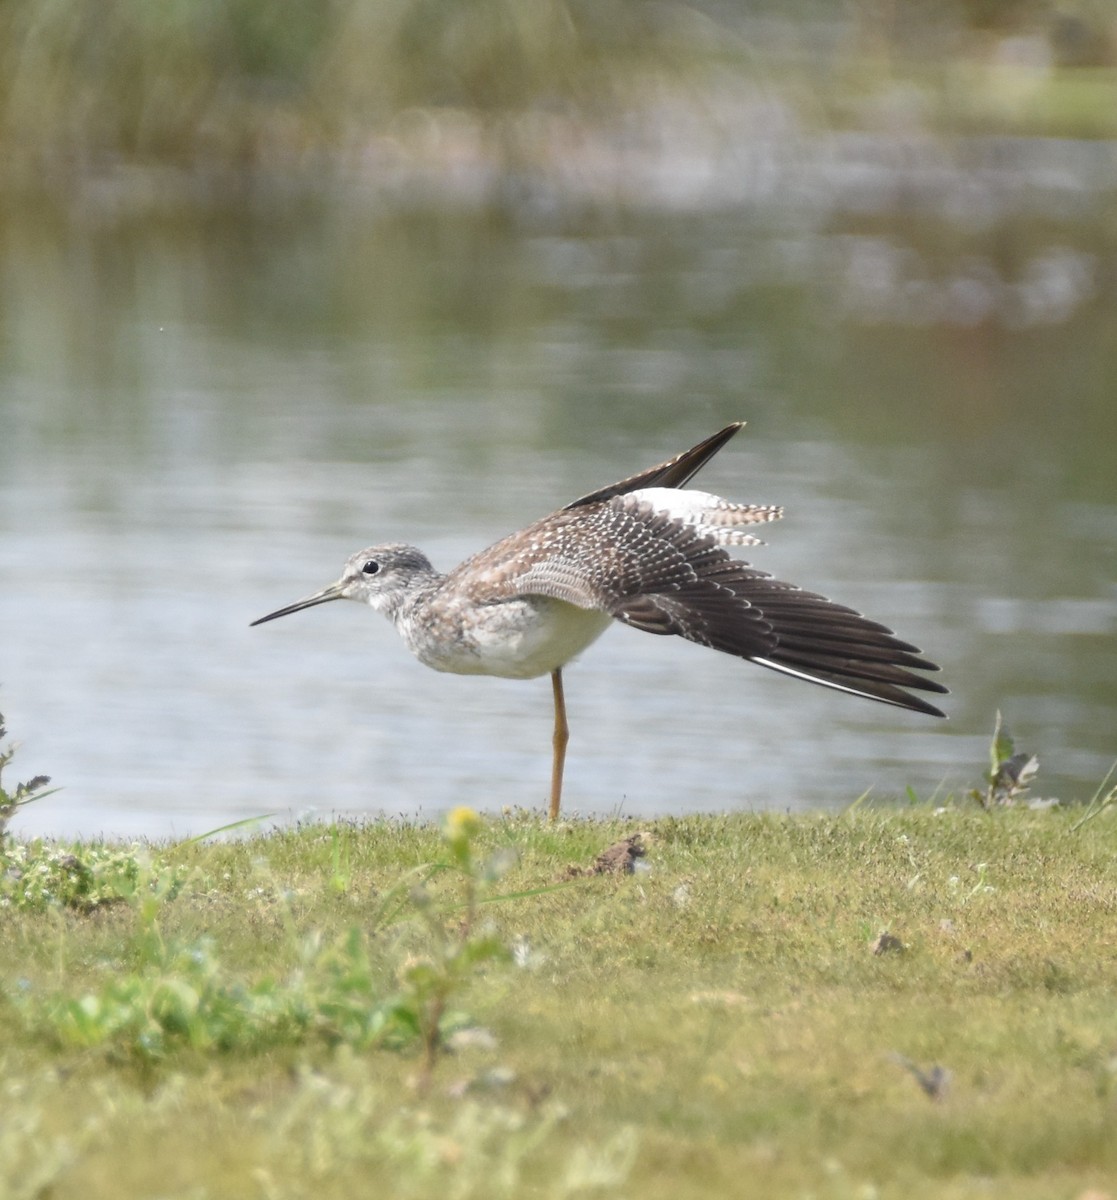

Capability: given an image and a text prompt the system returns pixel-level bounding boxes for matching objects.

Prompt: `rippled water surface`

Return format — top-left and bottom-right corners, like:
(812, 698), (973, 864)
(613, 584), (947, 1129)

(2, 177), (1115, 838)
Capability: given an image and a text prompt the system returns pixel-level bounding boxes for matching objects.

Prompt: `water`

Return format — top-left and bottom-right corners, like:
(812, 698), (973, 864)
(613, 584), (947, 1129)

(2, 182), (1115, 839)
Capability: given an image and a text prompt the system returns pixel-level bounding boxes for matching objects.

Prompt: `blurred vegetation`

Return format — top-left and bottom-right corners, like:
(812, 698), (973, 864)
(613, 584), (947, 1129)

(0, 0), (723, 190)
(1, 0), (1116, 201)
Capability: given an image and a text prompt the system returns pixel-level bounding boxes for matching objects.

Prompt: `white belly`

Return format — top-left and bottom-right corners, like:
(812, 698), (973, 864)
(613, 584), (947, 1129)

(404, 597), (613, 680)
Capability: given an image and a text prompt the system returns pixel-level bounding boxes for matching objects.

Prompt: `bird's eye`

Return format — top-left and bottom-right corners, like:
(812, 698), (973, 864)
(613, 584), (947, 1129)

(362, 560), (380, 576)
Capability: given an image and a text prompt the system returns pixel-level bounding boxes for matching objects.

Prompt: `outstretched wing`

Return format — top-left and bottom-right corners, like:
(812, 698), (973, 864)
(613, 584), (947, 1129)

(457, 492), (947, 718)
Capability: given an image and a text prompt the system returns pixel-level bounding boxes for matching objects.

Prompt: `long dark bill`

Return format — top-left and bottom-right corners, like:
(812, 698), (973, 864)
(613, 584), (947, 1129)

(250, 583), (346, 626)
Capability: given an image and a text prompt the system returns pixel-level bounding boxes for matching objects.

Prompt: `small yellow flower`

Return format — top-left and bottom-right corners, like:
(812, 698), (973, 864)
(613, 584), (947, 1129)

(444, 806), (482, 842)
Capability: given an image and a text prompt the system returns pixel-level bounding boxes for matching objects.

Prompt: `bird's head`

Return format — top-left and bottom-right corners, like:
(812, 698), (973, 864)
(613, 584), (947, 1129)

(251, 543), (436, 626)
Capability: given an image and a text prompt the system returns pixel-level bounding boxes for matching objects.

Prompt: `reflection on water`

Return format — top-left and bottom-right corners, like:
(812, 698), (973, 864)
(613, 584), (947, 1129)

(1, 180), (1115, 838)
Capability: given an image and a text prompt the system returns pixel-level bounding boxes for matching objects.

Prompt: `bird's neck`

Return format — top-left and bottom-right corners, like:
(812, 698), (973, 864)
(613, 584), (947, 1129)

(380, 568), (445, 627)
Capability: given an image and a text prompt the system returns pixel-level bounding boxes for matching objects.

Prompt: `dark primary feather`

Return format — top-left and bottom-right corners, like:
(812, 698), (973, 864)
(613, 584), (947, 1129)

(564, 422), (744, 509)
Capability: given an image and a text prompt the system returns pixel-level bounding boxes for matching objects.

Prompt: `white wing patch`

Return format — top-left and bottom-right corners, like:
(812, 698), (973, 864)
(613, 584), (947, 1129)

(630, 488), (783, 546)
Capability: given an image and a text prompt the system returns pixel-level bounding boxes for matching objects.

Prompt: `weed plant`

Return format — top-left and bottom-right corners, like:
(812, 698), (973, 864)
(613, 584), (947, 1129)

(0, 710), (54, 838)
(11, 806), (511, 1073)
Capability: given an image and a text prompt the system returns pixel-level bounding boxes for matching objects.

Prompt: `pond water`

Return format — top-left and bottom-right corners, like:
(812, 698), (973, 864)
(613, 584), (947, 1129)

(2, 158), (1115, 838)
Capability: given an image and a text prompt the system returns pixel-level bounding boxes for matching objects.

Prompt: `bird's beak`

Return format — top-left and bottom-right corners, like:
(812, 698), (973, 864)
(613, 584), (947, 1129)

(250, 581), (346, 626)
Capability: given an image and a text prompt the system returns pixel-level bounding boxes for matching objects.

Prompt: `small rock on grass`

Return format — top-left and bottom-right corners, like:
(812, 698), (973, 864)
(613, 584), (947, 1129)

(563, 833), (647, 878)
(871, 930), (905, 955)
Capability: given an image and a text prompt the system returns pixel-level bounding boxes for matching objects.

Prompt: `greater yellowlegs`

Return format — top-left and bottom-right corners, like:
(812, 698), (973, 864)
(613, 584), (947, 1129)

(252, 423), (947, 818)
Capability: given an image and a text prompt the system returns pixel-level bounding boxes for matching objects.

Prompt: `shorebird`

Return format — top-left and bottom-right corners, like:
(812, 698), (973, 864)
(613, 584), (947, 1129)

(252, 423), (947, 819)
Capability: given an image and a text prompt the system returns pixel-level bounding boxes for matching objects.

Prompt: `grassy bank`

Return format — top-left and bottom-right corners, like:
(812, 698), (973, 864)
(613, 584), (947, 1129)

(2, 805), (1115, 1198)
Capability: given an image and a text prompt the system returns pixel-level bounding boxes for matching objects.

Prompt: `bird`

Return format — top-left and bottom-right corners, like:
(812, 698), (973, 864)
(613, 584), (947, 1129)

(251, 422), (947, 819)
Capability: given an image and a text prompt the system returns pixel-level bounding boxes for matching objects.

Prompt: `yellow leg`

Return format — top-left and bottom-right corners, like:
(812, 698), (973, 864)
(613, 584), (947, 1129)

(549, 668), (569, 821)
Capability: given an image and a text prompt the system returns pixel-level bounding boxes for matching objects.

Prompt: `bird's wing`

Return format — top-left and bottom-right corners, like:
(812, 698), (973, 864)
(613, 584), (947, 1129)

(454, 494), (947, 718)
(564, 422), (744, 508)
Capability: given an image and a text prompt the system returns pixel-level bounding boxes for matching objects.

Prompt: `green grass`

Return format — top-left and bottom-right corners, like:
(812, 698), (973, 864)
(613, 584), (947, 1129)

(2, 805), (1116, 1198)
